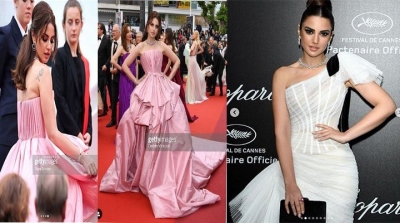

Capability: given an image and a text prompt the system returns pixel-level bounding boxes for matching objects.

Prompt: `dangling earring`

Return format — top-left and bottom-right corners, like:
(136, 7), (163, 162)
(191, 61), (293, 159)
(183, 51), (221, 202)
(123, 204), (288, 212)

(326, 41), (331, 54)
(32, 43), (36, 51)
(298, 36), (301, 49)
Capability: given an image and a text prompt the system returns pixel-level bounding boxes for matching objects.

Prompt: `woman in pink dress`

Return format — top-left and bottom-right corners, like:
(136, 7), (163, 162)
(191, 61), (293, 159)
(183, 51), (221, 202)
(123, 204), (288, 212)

(185, 30), (208, 104)
(99, 11), (225, 218)
(110, 24), (136, 124)
(0, 2), (97, 222)
(162, 28), (198, 122)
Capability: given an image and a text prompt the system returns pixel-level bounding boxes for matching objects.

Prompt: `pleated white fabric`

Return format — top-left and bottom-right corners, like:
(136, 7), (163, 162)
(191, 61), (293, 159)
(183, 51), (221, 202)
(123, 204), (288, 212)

(229, 52), (383, 223)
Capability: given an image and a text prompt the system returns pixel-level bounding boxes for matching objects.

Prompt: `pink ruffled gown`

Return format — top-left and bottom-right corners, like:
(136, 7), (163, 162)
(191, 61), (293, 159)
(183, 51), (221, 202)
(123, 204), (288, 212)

(0, 97), (97, 222)
(99, 49), (225, 218)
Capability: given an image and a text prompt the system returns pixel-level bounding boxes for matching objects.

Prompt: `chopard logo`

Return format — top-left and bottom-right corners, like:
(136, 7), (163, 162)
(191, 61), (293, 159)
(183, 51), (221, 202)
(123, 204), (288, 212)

(227, 124), (257, 146)
(352, 12), (393, 35)
(355, 197), (400, 220)
(227, 84), (272, 105)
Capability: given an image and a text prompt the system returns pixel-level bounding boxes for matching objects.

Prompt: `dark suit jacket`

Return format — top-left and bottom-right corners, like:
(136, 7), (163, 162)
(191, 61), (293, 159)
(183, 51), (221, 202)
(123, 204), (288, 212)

(178, 42), (186, 61)
(204, 43), (213, 66)
(52, 42), (92, 145)
(107, 40), (120, 83)
(211, 50), (225, 76)
(0, 17), (23, 147)
(98, 35), (111, 74)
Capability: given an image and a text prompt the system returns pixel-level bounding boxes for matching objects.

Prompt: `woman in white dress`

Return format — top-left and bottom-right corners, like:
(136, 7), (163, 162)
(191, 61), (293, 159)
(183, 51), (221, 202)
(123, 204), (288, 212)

(185, 31), (208, 104)
(229, 0), (396, 222)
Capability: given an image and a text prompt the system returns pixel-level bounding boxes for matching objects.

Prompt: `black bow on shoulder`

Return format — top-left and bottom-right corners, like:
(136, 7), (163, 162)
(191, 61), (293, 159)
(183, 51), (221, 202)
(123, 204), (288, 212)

(326, 53), (339, 76)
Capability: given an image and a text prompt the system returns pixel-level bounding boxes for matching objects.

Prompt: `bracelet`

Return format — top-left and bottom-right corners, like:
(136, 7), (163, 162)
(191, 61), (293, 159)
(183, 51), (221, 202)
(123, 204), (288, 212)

(77, 147), (82, 162)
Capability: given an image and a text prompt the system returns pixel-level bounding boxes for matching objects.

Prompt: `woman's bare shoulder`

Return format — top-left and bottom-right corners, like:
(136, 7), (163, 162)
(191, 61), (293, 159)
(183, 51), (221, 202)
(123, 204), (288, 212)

(273, 64), (297, 81)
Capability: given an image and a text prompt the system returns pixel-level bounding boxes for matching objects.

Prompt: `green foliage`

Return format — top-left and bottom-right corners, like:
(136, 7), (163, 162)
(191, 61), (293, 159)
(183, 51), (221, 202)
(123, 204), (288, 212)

(198, 1), (221, 30)
(216, 3), (228, 34)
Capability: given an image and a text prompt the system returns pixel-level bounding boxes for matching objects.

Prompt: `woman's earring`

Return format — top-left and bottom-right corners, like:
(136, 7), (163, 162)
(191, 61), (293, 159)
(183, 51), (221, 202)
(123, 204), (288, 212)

(298, 36), (301, 49)
(32, 43), (36, 51)
(326, 42), (331, 54)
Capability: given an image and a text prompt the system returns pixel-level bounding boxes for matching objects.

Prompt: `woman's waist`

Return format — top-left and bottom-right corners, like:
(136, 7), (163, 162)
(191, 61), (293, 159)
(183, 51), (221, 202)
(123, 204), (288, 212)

(291, 136), (350, 155)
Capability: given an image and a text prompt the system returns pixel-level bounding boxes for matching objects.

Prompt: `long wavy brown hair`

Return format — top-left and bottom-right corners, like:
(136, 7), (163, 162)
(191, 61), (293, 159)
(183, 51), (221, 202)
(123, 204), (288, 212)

(121, 23), (131, 52)
(164, 28), (176, 52)
(12, 1), (58, 90)
(0, 173), (30, 222)
(142, 11), (161, 41)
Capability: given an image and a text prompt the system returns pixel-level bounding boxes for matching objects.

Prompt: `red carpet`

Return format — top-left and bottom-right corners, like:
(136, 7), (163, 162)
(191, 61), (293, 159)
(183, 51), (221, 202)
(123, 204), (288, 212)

(98, 86), (227, 223)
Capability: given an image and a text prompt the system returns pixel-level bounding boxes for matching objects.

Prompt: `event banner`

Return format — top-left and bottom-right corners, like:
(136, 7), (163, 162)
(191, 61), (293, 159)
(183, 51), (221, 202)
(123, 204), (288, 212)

(227, 0), (400, 222)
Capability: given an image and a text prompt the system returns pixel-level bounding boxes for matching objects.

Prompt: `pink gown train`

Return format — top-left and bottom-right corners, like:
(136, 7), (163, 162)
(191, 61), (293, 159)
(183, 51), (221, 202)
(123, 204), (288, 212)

(0, 97), (97, 222)
(99, 49), (225, 218)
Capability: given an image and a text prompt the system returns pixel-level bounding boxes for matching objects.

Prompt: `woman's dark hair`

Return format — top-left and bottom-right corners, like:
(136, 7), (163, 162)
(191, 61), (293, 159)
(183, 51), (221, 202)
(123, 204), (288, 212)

(0, 173), (30, 222)
(164, 28), (176, 52)
(142, 11), (161, 41)
(121, 23), (130, 52)
(300, 0), (334, 31)
(63, 0), (84, 55)
(12, 1), (58, 90)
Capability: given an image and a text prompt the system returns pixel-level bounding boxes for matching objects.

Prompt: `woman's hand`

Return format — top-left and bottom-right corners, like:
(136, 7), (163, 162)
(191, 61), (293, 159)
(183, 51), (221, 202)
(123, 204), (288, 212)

(313, 124), (348, 143)
(83, 133), (91, 146)
(285, 183), (304, 218)
(79, 153), (97, 176)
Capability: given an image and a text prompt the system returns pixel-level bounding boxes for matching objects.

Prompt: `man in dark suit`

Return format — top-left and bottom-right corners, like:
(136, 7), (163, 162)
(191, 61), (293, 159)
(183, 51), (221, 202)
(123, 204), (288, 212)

(106, 24), (121, 127)
(178, 36), (187, 79)
(98, 23), (111, 117)
(0, 0), (33, 168)
(208, 46), (225, 96)
(204, 36), (214, 92)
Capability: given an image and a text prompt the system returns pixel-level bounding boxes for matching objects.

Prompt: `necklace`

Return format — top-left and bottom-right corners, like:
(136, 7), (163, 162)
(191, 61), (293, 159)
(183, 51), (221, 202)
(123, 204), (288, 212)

(298, 57), (329, 69)
(145, 39), (157, 46)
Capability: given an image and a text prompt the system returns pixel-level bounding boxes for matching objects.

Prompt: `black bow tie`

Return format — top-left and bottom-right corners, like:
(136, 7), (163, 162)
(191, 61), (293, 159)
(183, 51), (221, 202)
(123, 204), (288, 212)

(98, 37), (101, 40)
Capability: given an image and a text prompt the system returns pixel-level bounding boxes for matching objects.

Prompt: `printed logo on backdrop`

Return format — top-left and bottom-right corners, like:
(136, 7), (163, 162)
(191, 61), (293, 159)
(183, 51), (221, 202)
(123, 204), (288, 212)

(352, 12), (393, 35)
(227, 124), (257, 146)
(355, 193), (400, 220)
(227, 84), (272, 105)
(332, 11), (400, 55)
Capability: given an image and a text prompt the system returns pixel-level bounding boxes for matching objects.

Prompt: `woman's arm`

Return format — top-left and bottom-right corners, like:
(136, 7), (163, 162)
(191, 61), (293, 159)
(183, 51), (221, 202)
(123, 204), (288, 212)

(314, 80), (396, 143)
(122, 42), (142, 84)
(163, 45), (172, 75)
(272, 68), (304, 217)
(111, 45), (124, 70)
(38, 65), (97, 175)
(162, 42), (180, 80)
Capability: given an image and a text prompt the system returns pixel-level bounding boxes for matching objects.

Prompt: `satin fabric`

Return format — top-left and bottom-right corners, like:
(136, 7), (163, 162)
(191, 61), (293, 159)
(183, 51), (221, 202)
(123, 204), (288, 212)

(161, 54), (198, 122)
(0, 97), (97, 222)
(185, 55), (208, 104)
(118, 53), (136, 124)
(100, 49), (225, 218)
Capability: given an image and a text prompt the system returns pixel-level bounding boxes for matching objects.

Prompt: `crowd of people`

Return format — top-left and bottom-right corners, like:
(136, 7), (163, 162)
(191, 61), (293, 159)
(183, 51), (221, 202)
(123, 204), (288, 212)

(98, 18), (228, 126)
(99, 11), (226, 218)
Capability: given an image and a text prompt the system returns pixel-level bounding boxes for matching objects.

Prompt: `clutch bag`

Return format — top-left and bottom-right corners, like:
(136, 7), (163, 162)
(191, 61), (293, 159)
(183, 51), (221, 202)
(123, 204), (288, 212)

(279, 198), (326, 223)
